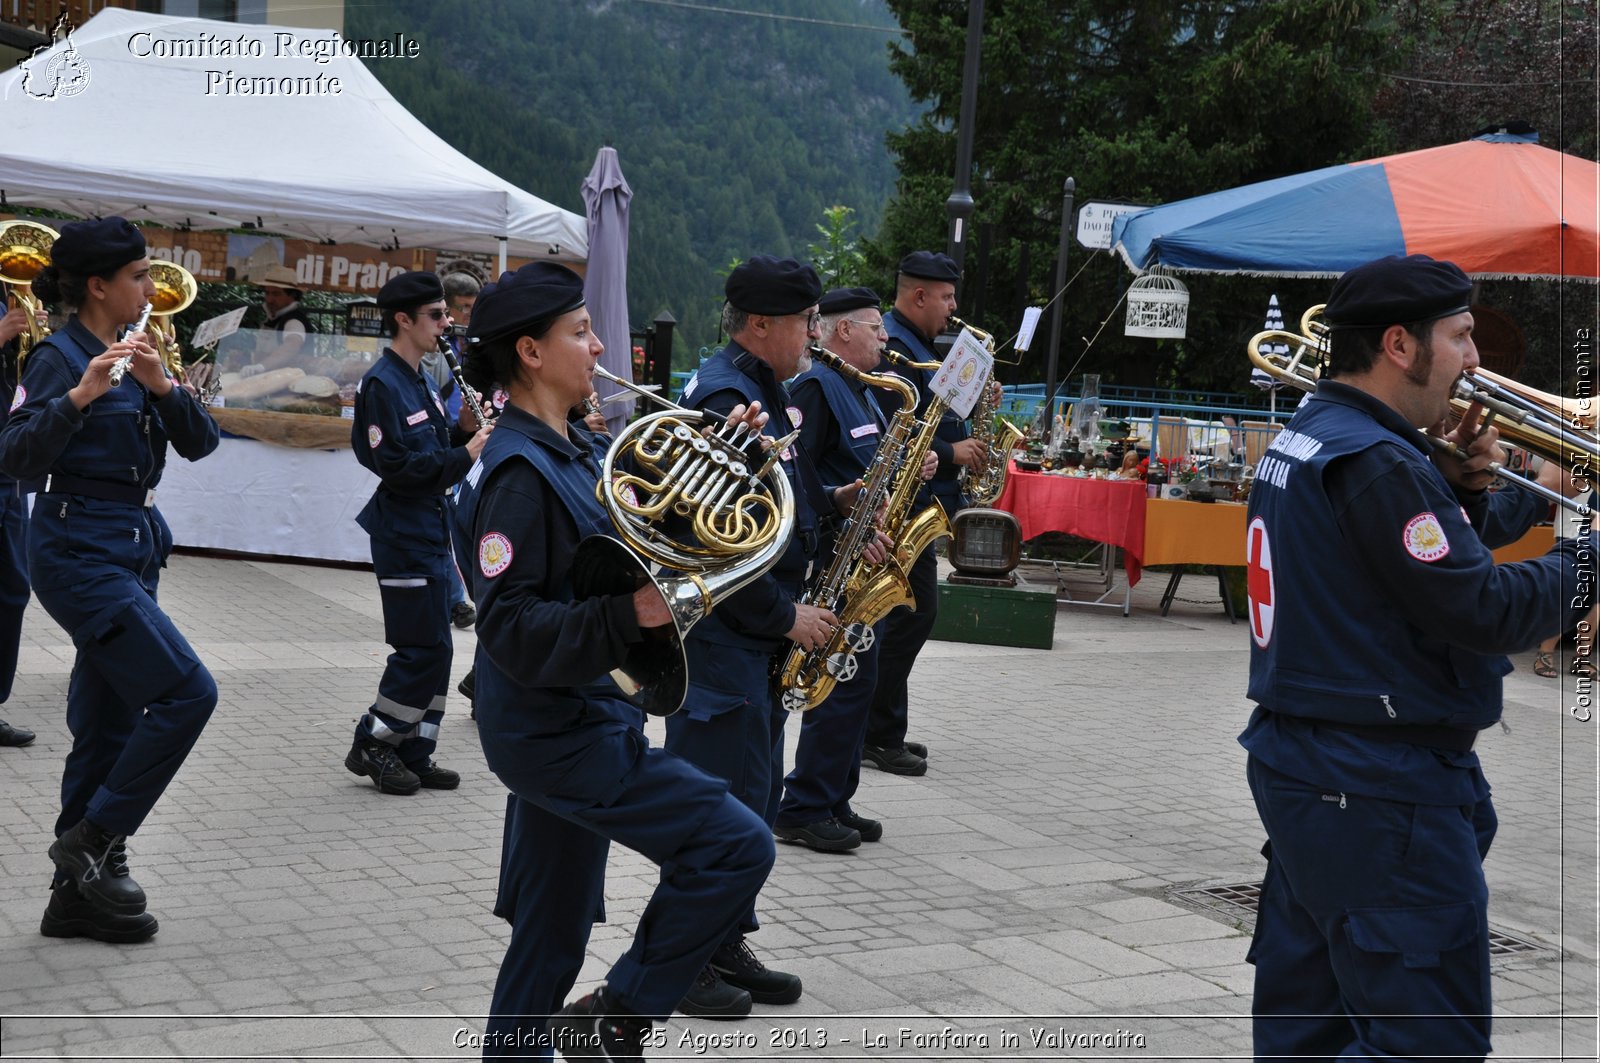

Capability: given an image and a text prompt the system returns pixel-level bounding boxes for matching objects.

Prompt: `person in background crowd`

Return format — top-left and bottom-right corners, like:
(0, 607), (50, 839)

(453, 261), (774, 1061)
(0, 303), (39, 749)
(1240, 253), (1591, 1061)
(670, 256), (884, 1017)
(345, 271), (490, 796)
(253, 263), (315, 369)
(0, 218), (220, 944)
(773, 286), (935, 852)
(864, 251), (987, 778)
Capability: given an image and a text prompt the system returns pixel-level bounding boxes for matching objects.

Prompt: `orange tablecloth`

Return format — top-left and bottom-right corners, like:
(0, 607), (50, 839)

(994, 468), (1147, 582)
(1144, 499), (1248, 567)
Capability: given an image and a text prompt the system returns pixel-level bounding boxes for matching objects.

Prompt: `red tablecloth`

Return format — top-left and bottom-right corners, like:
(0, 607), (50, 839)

(994, 467), (1148, 584)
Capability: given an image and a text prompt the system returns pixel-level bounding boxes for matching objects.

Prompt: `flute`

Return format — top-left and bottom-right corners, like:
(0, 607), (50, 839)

(107, 302), (154, 386)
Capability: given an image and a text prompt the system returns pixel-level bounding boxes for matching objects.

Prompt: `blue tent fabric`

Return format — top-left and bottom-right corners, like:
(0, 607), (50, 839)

(1113, 163), (1404, 276)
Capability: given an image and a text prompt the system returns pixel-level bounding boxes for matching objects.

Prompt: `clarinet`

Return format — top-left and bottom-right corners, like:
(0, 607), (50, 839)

(107, 302), (154, 386)
(438, 330), (489, 429)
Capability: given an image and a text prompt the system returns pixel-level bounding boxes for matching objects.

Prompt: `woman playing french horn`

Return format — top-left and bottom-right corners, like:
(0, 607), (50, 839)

(449, 261), (776, 1061)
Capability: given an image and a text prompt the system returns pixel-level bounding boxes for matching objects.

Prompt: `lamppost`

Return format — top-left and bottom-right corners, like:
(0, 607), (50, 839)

(944, 0), (984, 300)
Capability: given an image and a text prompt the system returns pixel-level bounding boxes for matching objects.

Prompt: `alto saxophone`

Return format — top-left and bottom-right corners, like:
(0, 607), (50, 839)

(777, 345), (950, 713)
(947, 315), (1023, 506)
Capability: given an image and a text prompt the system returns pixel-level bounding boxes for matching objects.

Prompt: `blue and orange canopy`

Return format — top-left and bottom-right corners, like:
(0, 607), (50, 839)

(1112, 132), (1599, 280)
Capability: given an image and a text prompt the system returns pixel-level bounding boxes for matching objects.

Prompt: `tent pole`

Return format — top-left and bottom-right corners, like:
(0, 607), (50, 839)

(498, 237), (507, 275)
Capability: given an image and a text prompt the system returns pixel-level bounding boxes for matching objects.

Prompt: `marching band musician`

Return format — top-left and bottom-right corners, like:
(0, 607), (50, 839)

(670, 256), (885, 1017)
(0, 302), (40, 751)
(0, 218), (220, 944)
(1240, 254), (1591, 1061)
(864, 251), (986, 778)
(774, 286), (938, 852)
(344, 271), (489, 796)
(452, 262), (774, 1061)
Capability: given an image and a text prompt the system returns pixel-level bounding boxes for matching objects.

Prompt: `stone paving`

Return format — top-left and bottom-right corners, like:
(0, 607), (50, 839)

(0, 553), (1594, 1060)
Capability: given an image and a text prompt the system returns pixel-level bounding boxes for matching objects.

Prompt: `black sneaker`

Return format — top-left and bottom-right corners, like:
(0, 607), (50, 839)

(835, 809), (883, 843)
(862, 743), (927, 776)
(905, 740), (928, 759)
(40, 879), (158, 943)
(49, 819), (146, 915)
(0, 718), (35, 746)
(550, 986), (651, 1062)
(458, 667), (476, 702)
(344, 737), (421, 795)
(451, 601), (477, 629)
(676, 964), (751, 1019)
(710, 937), (802, 1005)
(773, 817), (861, 853)
(412, 760), (460, 790)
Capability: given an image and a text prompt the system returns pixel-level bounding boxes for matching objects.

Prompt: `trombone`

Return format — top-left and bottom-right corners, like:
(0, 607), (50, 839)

(1247, 307), (1595, 516)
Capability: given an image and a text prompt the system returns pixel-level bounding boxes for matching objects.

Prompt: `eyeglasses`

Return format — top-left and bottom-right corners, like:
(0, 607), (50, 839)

(791, 310), (821, 331)
(844, 317), (888, 334)
(418, 309), (450, 321)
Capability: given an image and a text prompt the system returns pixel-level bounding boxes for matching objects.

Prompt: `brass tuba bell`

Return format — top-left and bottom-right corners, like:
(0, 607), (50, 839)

(570, 366), (799, 715)
(0, 219), (59, 364)
(146, 260), (198, 378)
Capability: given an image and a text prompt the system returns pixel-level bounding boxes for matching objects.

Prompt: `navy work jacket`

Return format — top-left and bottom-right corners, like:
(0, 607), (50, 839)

(788, 356), (886, 485)
(352, 348), (471, 554)
(880, 308), (965, 512)
(452, 404), (642, 739)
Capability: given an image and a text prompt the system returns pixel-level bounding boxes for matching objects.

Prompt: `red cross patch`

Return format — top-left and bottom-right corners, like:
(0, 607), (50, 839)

(1247, 516), (1275, 648)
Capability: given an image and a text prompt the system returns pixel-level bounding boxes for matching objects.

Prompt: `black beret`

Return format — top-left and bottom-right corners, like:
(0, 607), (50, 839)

(724, 255), (821, 315)
(375, 270), (445, 310)
(51, 217), (146, 277)
(1324, 254), (1472, 331)
(467, 262), (586, 344)
(818, 286), (881, 316)
(897, 250), (959, 282)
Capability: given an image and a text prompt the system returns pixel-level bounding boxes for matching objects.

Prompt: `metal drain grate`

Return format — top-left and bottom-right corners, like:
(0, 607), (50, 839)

(1171, 881), (1556, 960)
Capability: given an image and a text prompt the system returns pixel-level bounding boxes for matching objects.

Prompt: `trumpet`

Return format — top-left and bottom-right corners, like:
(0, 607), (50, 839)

(1247, 309), (1595, 516)
(107, 302), (154, 386)
(145, 260), (198, 382)
(0, 219), (57, 364)
(571, 364), (800, 715)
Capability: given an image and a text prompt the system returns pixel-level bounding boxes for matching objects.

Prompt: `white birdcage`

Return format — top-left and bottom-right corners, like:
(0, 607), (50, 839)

(1124, 265), (1190, 339)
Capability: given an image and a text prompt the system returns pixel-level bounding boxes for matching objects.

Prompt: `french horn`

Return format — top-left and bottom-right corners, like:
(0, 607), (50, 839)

(570, 365), (799, 715)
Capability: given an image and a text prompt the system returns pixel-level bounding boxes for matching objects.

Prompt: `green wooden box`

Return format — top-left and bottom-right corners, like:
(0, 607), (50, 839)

(928, 577), (1056, 650)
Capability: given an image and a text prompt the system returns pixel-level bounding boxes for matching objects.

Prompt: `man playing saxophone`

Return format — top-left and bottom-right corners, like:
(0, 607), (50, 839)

(775, 287), (937, 852)
(865, 251), (986, 777)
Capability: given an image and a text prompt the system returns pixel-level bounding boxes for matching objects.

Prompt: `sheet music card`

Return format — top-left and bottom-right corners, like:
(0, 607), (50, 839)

(189, 306), (248, 350)
(928, 328), (993, 418)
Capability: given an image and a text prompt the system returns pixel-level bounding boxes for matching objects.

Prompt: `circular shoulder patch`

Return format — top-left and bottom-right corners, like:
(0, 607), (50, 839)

(786, 405), (803, 428)
(617, 483), (640, 508)
(367, 424), (383, 449)
(9, 386), (24, 414)
(1403, 512), (1451, 562)
(478, 531), (513, 578)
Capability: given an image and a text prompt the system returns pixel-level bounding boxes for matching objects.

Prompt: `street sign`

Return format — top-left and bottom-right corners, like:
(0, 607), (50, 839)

(1076, 200), (1150, 250)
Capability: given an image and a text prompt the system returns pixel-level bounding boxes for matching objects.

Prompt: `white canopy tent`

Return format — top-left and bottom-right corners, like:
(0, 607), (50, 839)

(0, 8), (586, 263)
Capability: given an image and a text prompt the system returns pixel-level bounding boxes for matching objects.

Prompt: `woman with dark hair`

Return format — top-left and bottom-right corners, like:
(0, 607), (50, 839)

(0, 217), (220, 944)
(453, 262), (773, 1061)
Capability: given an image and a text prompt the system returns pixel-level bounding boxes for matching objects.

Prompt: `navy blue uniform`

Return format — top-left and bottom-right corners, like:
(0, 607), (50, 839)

(674, 343), (834, 940)
(0, 317), (219, 842)
(869, 308), (963, 752)
(1240, 380), (1588, 1061)
(351, 349), (470, 767)
(452, 405), (772, 1054)
(0, 340), (31, 719)
(776, 357), (887, 828)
